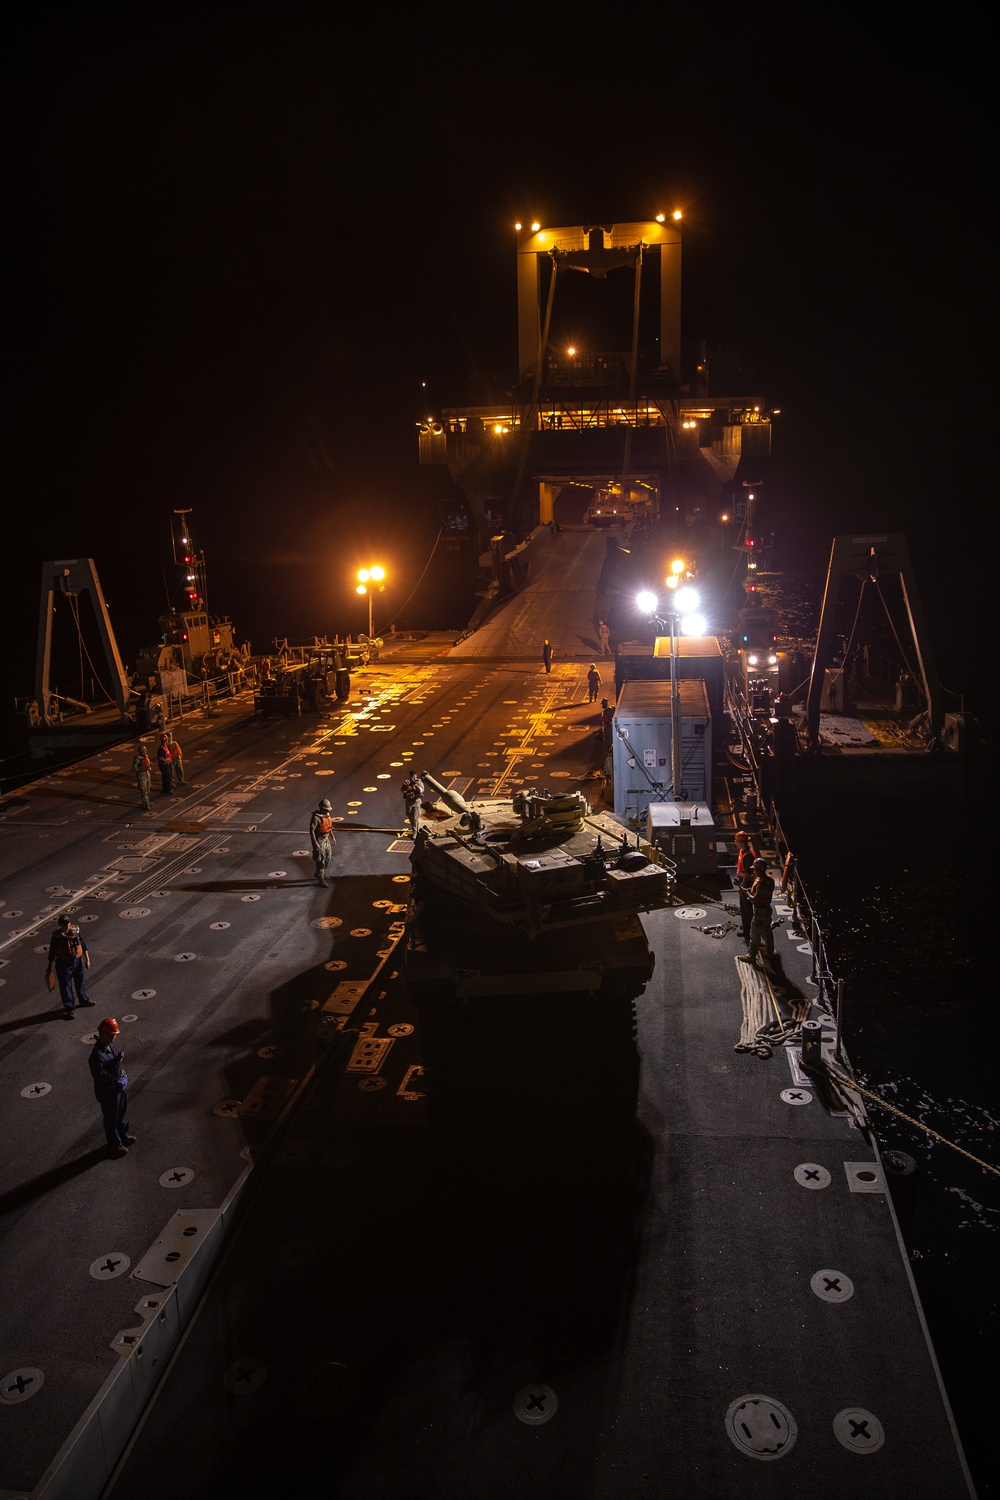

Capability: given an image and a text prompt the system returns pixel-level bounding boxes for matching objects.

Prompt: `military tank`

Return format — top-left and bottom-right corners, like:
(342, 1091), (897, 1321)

(405, 776), (676, 1130)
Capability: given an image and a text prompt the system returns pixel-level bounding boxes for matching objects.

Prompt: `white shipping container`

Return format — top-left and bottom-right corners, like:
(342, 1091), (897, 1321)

(612, 680), (711, 822)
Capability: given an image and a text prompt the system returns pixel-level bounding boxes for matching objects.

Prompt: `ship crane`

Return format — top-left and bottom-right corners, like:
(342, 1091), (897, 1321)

(33, 559), (131, 725)
(806, 533), (945, 749)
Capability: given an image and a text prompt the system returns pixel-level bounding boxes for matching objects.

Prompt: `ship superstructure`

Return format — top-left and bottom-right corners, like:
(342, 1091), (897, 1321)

(417, 217), (775, 559)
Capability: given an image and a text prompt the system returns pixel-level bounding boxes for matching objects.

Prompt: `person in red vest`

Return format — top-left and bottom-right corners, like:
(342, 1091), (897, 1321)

(156, 733), (174, 795)
(309, 798), (337, 886)
(734, 830), (758, 945)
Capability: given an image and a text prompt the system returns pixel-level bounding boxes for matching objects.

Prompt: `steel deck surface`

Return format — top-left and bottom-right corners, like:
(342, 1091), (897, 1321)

(0, 631), (973, 1497)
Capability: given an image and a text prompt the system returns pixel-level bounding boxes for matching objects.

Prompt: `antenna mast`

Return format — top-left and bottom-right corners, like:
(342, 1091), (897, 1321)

(171, 509), (208, 612)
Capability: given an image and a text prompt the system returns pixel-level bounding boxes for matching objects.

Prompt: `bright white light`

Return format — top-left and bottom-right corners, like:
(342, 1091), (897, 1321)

(675, 586), (700, 613)
(358, 568), (370, 583)
(768, 654), (778, 665)
(681, 613), (706, 637)
(356, 584), (367, 596)
(748, 654), (759, 666)
(370, 565), (385, 581)
(636, 591), (658, 614)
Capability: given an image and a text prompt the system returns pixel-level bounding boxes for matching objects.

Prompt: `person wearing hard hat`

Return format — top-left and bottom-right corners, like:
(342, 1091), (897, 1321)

(740, 857), (776, 966)
(734, 830), (758, 945)
(586, 663), (602, 703)
(132, 740), (152, 811)
(45, 914), (94, 1018)
(309, 798), (337, 887)
(401, 771), (424, 836)
(88, 1018), (135, 1157)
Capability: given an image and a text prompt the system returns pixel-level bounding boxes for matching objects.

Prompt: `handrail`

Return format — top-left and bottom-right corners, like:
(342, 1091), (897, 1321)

(726, 677), (838, 1006)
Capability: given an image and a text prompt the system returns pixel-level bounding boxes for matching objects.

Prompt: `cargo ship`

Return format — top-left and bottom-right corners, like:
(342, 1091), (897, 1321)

(0, 216), (986, 1500)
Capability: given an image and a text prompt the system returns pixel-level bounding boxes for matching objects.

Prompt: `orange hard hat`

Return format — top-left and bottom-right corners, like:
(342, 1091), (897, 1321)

(98, 1018), (120, 1035)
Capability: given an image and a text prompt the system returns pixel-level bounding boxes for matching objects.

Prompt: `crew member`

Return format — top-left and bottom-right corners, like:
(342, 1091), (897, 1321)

(542, 640), (554, 674)
(309, 798), (337, 887)
(167, 731), (185, 786)
(600, 697), (615, 753)
(46, 914), (94, 1018)
(740, 858), (776, 966)
(156, 733), (173, 794)
(734, 830), (758, 943)
(402, 772), (424, 835)
(89, 1018), (135, 1156)
(586, 663), (602, 703)
(132, 740), (152, 811)
(598, 620), (610, 657)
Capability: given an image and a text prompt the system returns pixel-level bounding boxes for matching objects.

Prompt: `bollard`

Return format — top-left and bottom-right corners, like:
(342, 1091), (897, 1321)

(883, 1150), (920, 1239)
(801, 1018), (824, 1073)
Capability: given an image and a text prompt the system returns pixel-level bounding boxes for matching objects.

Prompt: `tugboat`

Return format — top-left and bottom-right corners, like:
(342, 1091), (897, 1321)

(131, 509), (245, 690)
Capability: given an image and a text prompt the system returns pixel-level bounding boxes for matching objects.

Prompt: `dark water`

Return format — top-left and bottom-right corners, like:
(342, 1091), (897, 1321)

(760, 571), (998, 1497)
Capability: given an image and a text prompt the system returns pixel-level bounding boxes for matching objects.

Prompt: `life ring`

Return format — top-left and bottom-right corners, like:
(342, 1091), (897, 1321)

(781, 852), (795, 894)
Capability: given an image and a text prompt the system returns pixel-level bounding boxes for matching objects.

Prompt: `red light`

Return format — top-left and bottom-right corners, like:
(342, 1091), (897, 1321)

(182, 632), (188, 641)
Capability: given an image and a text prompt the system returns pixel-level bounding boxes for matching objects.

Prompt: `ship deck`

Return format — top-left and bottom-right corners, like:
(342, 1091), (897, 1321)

(0, 544), (974, 1498)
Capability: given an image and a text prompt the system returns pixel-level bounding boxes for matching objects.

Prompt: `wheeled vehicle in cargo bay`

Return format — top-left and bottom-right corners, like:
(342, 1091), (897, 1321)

(405, 775), (675, 1127)
(253, 637), (368, 717)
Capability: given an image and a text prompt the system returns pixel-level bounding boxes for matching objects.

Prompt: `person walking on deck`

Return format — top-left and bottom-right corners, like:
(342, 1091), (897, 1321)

(740, 858), (776, 965)
(542, 640), (554, 674)
(89, 1018), (135, 1156)
(598, 620), (610, 657)
(586, 664), (602, 703)
(156, 733), (174, 795)
(309, 798), (337, 887)
(46, 915), (94, 1018)
(167, 731), (185, 786)
(132, 740), (152, 810)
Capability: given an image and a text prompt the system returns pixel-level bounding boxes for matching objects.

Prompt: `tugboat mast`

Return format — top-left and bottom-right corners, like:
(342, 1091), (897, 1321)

(171, 508), (208, 613)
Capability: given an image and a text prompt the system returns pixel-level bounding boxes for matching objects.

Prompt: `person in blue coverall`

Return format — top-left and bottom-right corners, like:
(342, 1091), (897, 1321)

(45, 915), (94, 1017)
(89, 1018), (136, 1156)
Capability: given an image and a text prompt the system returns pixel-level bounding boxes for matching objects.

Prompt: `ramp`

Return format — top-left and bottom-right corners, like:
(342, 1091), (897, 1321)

(451, 527), (608, 661)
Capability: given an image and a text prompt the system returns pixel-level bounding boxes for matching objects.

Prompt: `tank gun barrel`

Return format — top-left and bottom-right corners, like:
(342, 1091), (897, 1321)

(422, 772), (482, 831)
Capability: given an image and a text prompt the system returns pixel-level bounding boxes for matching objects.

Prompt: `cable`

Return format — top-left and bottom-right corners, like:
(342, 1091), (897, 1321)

(379, 529), (445, 632)
(66, 594), (116, 705)
(806, 1061), (999, 1179)
(835, 576), (867, 680)
(873, 579), (919, 681)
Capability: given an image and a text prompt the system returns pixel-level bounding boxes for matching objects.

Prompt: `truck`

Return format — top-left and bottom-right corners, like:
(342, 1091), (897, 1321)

(253, 637), (369, 718)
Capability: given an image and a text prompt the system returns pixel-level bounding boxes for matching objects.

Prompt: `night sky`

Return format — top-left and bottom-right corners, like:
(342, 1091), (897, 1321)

(5, 6), (993, 720)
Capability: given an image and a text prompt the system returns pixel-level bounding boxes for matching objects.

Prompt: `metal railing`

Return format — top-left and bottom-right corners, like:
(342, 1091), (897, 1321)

(726, 676), (838, 1011)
